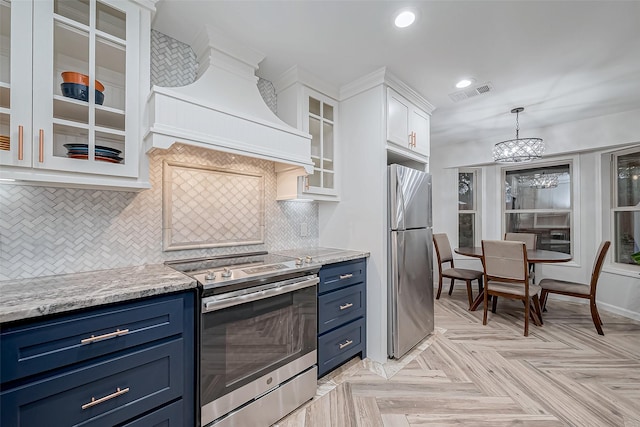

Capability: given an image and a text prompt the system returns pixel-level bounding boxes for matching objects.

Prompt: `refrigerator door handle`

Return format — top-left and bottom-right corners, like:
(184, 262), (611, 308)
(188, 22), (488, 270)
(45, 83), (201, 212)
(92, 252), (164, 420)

(397, 231), (405, 293)
(397, 175), (406, 231)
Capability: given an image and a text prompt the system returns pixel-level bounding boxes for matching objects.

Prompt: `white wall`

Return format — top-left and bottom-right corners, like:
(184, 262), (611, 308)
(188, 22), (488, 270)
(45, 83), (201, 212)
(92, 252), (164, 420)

(431, 108), (640, 319)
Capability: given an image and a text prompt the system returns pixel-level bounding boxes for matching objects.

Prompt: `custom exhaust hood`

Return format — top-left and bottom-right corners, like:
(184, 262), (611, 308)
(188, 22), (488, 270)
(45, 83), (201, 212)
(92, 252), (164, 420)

(144, 27), (313, 173)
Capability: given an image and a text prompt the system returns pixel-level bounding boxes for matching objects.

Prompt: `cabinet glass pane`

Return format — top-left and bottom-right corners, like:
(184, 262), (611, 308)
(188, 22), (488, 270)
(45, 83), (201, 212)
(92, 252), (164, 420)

(614, 211), (639, 265)
(54, 22), (89, 100)
(54, 97), (89, 124)
(0, 1), (9, 84)
(96, 1), (126, 40)
(323, 103), (333, 121)
(323, 172), (334, 189)
(0, 86), (8, 110)
(53, 123), (90, 160)
(322, 122), (333, 171)
(0, 112), (8, 150)
(616, 151), (640, 207)
(309, 97), (320, 116)
(55, 0), (90, 27)
(308, 171), (321, 187)
(96, 130), (125, 164)
(309, 116), (320, 158)
(96, 35), (125, 110)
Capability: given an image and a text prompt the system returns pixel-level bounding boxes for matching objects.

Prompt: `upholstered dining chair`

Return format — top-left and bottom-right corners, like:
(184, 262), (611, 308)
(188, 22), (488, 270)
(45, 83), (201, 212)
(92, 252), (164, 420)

(539, 241), (611, 335)
(433, 233), (484, 308)
(481, 240), (543, 337)
(504, 232), (537, 250)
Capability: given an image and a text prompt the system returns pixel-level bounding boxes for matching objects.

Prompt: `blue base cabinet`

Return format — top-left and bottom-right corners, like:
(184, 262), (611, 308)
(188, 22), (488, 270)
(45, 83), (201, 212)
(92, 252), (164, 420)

(0, 291), (196, 427)
(317, 259), (367, 377)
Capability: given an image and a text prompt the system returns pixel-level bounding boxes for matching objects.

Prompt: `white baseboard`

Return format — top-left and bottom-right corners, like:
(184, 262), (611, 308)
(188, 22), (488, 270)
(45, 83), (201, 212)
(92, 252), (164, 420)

(547, 294), (640, 321)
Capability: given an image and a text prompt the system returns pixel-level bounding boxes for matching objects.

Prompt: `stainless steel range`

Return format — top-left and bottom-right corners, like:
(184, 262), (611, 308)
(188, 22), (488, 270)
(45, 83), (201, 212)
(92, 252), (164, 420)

(166, 252), (319, 427)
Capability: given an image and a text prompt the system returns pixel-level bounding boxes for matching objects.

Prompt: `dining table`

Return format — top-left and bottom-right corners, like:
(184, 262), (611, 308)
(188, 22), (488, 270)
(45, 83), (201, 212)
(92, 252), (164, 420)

(454, 246), (572, 312)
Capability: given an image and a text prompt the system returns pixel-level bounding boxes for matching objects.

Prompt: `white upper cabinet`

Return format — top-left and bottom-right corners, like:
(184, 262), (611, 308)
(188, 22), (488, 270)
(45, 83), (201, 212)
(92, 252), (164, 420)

(0, 0), (152, 190)
(386, 87), (430, 159)
(274, 67), (339, 201)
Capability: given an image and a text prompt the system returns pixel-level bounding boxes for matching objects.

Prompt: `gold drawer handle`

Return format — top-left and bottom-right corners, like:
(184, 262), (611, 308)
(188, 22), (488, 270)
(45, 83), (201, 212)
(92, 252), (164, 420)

(38, 129), (44, 163)
(339, 302), (353, 310)
(339, 339), (353, 349)
(339, 273), (353, 280)
(18, 125), (24, 160)
(82, 387), (129, 410)
(81, 328), (129, 344)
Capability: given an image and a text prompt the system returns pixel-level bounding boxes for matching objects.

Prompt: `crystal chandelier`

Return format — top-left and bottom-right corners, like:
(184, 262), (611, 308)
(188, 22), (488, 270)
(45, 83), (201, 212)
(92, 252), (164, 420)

(493, 107), (544, 163)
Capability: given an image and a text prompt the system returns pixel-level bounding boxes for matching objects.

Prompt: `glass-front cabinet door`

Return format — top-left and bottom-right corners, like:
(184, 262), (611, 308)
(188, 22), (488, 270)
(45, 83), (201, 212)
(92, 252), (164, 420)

(1, 0), (140, 179)
(304, 89), (337, 196)
(0, 0), (33, 167)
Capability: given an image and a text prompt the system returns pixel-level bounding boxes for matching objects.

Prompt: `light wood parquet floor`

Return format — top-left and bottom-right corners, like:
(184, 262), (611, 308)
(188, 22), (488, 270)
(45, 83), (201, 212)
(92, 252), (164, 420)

(275, 290), (640, 427)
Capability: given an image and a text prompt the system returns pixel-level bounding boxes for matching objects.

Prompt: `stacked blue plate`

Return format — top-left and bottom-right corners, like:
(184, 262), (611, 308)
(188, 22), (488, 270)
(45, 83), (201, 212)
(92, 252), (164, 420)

(64, 144), (123, 163)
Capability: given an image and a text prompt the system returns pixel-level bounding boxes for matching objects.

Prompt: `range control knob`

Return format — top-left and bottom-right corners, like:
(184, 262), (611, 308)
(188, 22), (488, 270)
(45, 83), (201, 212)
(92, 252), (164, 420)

(305, 256), (313, 263)
(221, 267), (232, 278)
(295, 257), (304, 266)
(204, 271), (216, 281)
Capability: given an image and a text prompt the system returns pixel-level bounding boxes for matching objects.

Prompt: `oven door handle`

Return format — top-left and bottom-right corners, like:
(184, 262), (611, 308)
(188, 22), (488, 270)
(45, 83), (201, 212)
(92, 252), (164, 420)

(202, 277), (319, 313)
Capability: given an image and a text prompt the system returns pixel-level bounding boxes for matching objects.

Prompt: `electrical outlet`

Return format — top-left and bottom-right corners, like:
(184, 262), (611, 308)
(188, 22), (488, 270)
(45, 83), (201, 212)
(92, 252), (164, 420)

(300, 222), (308, 237)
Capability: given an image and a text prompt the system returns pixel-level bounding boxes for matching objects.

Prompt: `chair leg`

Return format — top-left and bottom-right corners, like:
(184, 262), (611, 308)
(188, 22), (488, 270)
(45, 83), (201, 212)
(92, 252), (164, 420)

(540, 289), (549, 312)
(478, 277), (484, 293)
(448, 278), (455, 296)
(492, 296), (498, 313)
(533, 294), (543, 326)
(465, 280), (473, 308)
(524, 297), (530, 337)
(483, 289), (489, 326)
(590, 297), (605, 336)
(436, 275), (443, 300)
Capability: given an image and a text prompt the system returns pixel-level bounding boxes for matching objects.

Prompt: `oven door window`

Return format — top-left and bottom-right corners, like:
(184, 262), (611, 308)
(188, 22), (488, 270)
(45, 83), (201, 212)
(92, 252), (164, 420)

(201, 285), (316, 405)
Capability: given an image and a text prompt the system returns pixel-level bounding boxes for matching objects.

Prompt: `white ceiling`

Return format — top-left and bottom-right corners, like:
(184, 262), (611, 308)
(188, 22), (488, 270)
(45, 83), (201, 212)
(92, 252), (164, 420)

(152, 0), (640, 148)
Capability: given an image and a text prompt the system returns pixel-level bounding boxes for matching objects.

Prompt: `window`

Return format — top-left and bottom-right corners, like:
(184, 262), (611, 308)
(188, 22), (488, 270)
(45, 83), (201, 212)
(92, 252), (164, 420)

(458, 169), (480, 247)
(612, 148), (640, 265)
(503, 163), (572, 254)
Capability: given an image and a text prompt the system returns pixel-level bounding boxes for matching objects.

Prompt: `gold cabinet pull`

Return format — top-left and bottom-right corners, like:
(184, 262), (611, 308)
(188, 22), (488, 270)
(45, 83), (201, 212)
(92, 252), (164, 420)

(81, 387), (129, 410)
(304, 176), (310, 191)
(81, 328), (129, 344)
(38, 129), (44, 163)
(339, 302), (353, 310)
(339, 339), (353, 349)
(339, 273), (353, 280)
(18, 125), (24, 160)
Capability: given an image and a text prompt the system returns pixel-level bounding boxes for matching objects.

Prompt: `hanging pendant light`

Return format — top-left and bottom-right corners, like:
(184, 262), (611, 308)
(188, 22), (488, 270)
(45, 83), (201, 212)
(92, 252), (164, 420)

(493, 107), (544, 163)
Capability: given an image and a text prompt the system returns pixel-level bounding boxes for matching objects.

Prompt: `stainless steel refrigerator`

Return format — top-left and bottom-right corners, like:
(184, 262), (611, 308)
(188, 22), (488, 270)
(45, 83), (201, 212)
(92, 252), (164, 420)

(388, 164), (434, 359)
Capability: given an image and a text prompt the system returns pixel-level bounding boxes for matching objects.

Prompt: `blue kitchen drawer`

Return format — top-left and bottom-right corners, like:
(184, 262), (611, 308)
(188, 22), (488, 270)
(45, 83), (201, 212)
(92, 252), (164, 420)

(318, 282), (365, 334)
(122, 399), (184, 427)
(318, 317), (365, 377)
(319, 258), (366, 294)
(1, 293), (187, 384)
(0, 339), (184, 427)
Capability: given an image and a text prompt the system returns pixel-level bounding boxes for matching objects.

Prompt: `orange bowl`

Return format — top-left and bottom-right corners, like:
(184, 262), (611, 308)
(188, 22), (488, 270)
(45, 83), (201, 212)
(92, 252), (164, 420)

(61, 72), (105, 92)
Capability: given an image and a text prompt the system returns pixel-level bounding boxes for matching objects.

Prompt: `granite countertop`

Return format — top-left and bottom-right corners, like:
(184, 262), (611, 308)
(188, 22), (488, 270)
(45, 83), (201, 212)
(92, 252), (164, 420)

(0, 264), (196, 324)
(274, 247), (370, 265)
(0, 247), (368, 325)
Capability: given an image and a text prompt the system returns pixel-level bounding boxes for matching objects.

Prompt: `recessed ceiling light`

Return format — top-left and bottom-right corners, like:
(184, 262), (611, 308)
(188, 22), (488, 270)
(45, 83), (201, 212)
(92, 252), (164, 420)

(394, 10), (416, 28)
(456, 79), (475, 89)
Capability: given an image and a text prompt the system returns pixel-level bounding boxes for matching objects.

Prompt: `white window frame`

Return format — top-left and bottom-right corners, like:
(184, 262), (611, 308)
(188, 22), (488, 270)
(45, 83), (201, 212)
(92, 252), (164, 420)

(458, 168), (481, 248)
(501, 160), (575, 256)
(610, 146), (640, 270)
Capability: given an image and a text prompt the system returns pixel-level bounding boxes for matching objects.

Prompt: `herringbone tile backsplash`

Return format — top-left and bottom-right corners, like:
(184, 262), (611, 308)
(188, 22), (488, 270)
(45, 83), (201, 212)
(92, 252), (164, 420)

(0, 31), (316, 280)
